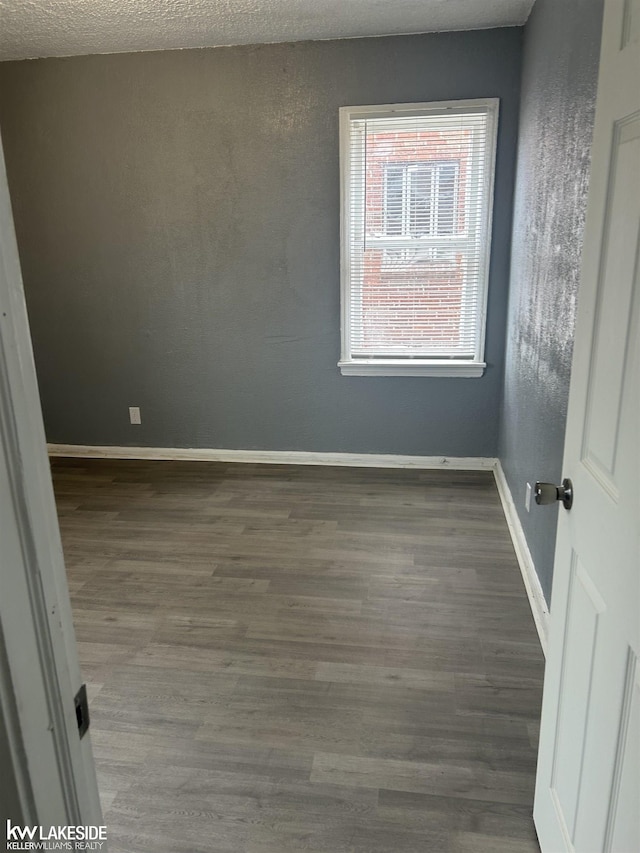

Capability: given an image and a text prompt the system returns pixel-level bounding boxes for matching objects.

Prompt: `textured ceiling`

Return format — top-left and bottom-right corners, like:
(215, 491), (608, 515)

(0, 0), (535, 62)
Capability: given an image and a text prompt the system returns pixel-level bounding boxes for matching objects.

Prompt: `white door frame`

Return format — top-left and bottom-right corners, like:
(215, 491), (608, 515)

(0, 133), (103, 829)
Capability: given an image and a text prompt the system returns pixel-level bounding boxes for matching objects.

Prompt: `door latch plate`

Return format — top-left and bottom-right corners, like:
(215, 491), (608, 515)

(74, 683), (90, 739)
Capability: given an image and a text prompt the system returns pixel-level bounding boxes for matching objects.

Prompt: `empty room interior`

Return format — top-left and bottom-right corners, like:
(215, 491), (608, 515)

(1, 0), (638, 852)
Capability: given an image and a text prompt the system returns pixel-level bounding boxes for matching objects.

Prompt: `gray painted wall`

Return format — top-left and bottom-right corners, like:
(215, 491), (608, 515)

(498, 0), (604, 603)
(0, 31), (521, 456)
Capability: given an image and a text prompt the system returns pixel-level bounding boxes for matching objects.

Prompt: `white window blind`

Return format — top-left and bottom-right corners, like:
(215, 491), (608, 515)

(339, 100), (499, 377)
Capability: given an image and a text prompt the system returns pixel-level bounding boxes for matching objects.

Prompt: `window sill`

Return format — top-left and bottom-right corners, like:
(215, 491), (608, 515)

(338, 359), (486, 377)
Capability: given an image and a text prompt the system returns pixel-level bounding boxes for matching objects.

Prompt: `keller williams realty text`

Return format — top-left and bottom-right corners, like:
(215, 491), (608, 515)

(5, 821), (107, 851)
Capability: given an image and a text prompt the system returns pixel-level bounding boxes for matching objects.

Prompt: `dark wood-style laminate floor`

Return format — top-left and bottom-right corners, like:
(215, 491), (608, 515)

(52, 458), (544, 853)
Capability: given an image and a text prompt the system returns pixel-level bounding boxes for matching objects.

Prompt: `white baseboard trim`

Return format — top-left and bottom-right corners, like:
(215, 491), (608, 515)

(47, 444), (497, 471)
(493, 460), (550, 656)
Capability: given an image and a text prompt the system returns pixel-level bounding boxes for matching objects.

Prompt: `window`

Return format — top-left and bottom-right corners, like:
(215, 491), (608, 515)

(384, 161), (459, 238)
(339, 99), (499, 377)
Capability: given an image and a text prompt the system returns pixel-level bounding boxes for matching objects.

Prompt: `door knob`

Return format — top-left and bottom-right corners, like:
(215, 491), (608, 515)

(534, 479), (573, 510)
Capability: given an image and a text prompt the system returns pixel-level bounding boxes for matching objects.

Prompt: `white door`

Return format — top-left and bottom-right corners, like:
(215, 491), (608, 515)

(0, 134), (103, 831)
(533, 1), (640, 851)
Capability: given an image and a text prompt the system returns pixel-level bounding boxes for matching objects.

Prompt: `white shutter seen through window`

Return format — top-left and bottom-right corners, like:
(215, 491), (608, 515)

(339, 100), (499, 377)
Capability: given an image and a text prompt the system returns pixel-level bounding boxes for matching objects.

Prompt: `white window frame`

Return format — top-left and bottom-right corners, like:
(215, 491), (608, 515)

(338, 98), (499, 378)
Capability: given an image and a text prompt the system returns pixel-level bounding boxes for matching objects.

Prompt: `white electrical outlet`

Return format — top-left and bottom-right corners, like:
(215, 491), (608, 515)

(129, 406), (141, 425)
(525, 482), (532, 513)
